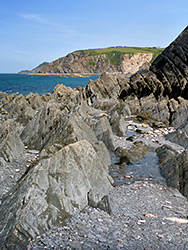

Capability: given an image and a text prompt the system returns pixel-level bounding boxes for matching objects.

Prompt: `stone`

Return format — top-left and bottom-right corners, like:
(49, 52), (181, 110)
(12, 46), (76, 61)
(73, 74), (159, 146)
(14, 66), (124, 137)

(110, 114), (128, 137)
(92, 116), (115, 151)
(156, 145), (188, 198)
(119, 26), (188, 126)
(0, 120), (25, 162)
(0, 93), (36, 125)
(115, 147), (131, 165)
(21, 98), (104, 151)
(77, 73), (128, 108)
(52, 83), (79, 105)
(165, 130), (188, 148)
(170, 97), (188, 129)
(0, 140), (113, 249)
(26, 93), (45, 109)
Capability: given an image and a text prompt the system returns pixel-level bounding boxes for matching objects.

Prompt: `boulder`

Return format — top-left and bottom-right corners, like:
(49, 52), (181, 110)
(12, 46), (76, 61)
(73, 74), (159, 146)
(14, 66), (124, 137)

(165, 130), (188, 148)
(0, 140), (113, 249)
(156, 145), (180, 189)
(0, 120), (25, 162)
(110, 113), (127, 137)
(21, 100), (104, 151)
(156, 145), (188, 199)
(139, 94), (170, 123)
(92, 116), (115, 151)
(170, 97), (188, 129)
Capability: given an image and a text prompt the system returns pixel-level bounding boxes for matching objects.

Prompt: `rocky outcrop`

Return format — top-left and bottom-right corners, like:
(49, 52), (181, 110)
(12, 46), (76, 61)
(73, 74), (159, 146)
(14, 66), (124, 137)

(76, 72), (129, 108)
(120, 26), (188, 101)
(156, 145), (188, 199)
(39, 51), (154, 74)
(0, 140), (113, 249)
(118, 26), (188, 127)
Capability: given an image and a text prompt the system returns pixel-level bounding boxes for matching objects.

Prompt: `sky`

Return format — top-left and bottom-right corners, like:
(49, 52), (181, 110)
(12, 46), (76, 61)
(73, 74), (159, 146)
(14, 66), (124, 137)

(0, 0), (187, 73)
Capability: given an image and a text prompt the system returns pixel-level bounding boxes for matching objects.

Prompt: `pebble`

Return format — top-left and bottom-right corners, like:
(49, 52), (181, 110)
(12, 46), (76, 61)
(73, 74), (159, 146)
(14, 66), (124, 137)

(28, 181), (188, 250)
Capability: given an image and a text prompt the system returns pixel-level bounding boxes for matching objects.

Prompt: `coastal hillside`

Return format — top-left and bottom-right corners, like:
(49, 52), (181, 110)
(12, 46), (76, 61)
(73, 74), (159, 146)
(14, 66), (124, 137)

(19, 62), (49, 74)
(23, 47), (163, 75)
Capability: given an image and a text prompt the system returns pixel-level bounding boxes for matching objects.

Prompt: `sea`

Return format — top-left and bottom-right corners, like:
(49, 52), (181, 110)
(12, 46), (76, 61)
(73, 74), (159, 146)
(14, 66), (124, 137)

(0, 74), (100, 96)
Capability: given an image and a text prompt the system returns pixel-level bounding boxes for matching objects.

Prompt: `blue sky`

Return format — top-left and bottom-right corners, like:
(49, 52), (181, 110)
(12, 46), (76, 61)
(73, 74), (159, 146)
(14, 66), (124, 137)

(0, 0), (187, 73)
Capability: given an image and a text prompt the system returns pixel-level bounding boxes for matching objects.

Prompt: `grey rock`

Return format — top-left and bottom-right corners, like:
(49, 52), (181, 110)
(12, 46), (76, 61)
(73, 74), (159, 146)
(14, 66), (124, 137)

(21, 100), (98, 150)
(110, 113), (128, 137)
(92, 116), (115, 150)
(0, 140), (113, 249)
(0, 120), (25, 162)
(166, 129), (188, 148)
(77, 72), (128, 108)
(157, 145), (188, 198)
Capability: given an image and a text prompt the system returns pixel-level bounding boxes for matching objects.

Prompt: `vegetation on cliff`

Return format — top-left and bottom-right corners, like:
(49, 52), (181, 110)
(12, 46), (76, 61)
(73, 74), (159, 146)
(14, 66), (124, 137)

(80, 46), (164, 64)
(19, 47), (163, 75)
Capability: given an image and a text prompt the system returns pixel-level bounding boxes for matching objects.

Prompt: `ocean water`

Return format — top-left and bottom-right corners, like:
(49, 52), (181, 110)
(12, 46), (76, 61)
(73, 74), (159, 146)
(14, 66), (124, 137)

(0, 74), (100, 96)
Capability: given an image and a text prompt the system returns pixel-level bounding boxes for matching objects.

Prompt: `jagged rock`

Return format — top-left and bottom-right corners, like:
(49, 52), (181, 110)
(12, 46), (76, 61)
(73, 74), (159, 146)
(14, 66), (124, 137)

(21, 100), (103, 151)
(0, 120), (25, 162)
(0, 94), (35, 125)
(124, 95), (141, 114)
(110, 113), (127, 137)
(77, 73), (128, 108)
(170, 97), (188, 129)
(25, 93), (45, 109)
(139, 94), (170, 123)
(92, 116), (115, 151)
(156, 145), (188, 199)
(119, 26), (188, 125)
(151, 27), (188, 99)
(156, 145), (180, 188)
(0, 140), (113, 249)
(166, 130), (188, 148)
(52, 84), (79, 106)
(41, 92), (51, 102)
(76, 101), (91, 118)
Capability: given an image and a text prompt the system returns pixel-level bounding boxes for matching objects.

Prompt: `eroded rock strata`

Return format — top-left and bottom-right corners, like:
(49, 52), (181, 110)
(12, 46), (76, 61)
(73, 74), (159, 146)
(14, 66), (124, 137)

(1, 26), (188, 249)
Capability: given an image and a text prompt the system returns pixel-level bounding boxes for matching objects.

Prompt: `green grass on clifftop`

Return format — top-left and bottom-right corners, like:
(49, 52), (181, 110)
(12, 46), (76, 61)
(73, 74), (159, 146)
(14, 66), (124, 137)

(79, 46), (164, 65)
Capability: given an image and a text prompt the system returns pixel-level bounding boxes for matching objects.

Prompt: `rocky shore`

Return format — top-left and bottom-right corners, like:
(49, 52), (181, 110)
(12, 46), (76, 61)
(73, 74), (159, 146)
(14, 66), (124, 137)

(1, 26), (188, 249)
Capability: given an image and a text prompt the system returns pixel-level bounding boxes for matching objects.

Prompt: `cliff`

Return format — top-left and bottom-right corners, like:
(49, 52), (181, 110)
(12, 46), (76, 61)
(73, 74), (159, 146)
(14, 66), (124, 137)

(18, 47), (161, 75)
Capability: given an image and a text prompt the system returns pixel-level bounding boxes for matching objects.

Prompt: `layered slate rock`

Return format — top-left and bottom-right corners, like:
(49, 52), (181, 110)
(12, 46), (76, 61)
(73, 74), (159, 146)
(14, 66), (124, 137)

(76, 72), (129, 108)
(120, 26), (188, 101)
(0, 140), (113, 249)
(118, 26), (188, 125)
(0, 120), (25, 162)
(151, 26), (188, 99)
(21, 101), (101, 151)
(157, 145), (188, 199)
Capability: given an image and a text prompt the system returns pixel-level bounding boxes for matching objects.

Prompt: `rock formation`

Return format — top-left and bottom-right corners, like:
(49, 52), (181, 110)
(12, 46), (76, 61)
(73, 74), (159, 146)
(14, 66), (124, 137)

(156, 145), (188, 199)
(1, 26), (188, 249)
(40, 51), (153, 75)
(0, 140), (113, 249)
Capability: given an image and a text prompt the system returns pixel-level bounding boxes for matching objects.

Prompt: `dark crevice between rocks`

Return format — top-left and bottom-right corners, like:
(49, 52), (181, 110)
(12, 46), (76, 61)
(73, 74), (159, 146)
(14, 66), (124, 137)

(167, 101), (174, 125)
(87, 191), (112, 215)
